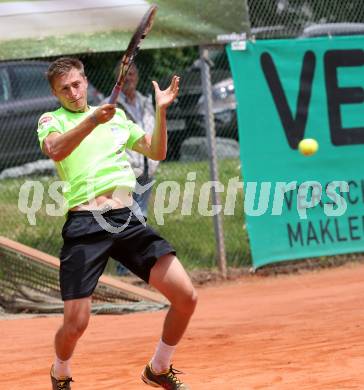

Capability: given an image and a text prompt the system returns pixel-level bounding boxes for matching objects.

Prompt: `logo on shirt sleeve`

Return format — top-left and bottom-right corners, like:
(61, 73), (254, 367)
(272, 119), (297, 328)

(39, 116), (52, 125)
(38, 115), (54, 130)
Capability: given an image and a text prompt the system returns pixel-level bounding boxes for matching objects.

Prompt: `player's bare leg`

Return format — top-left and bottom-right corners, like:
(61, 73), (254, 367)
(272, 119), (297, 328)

(51, 297), (91, 389)
(142, 254), (197, 389)
(150, 254), (197, 346)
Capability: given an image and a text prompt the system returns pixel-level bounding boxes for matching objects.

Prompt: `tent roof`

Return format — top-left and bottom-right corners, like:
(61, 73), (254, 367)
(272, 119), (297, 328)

(0, 0), (250, 60)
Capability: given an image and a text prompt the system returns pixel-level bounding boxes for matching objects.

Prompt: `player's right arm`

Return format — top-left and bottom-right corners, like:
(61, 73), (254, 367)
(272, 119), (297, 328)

(41, 104), (116, 162)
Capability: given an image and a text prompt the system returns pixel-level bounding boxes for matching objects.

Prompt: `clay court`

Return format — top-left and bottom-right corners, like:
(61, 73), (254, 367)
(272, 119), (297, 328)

(1, 262), (364, 389)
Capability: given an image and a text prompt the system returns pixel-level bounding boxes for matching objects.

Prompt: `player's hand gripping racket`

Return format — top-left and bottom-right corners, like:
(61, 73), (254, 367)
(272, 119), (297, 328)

(108, 4), (157, 104)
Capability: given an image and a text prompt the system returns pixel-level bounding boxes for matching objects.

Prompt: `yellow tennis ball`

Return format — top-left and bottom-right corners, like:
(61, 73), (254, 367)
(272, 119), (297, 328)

(298, 138), (319, 156)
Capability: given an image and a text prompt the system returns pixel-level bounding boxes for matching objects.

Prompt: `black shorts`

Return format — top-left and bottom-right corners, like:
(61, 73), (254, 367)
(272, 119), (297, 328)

(59, 207), (175, 301)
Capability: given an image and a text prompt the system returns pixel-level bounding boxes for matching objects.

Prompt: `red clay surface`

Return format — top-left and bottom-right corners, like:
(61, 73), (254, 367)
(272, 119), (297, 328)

(1, 262), (364, 389)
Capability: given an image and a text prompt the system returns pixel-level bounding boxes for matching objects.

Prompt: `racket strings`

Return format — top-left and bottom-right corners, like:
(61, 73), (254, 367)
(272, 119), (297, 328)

(111, 5), (157, 92)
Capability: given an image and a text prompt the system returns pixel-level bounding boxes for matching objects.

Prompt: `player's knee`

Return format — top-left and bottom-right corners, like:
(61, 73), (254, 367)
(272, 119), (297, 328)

(175, 287), (198, 315)
(64, 315), (90, 340)
(187, 288), (198, 314)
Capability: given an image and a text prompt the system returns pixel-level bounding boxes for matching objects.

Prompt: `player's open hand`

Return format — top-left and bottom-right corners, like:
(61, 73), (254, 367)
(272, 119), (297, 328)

(92, 104), (116, 124)
(152, 75), (180, 109)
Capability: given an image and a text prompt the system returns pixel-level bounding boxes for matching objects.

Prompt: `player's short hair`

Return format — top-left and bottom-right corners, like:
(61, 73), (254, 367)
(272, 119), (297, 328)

(47, 57), (85, 87)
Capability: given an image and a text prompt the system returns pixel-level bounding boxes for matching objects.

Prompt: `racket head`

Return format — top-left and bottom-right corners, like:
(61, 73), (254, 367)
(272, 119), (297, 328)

(115, 4), (158, 85)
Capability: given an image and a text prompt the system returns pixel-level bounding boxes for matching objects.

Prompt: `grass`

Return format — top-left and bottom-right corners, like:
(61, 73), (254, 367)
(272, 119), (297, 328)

(0, 176), (65, 255)
(0, 158), (251, 273)
(148, 158), (250, 268)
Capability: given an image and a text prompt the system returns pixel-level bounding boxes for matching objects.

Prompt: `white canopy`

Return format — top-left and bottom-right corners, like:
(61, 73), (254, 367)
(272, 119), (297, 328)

(0, 0), (250, 59)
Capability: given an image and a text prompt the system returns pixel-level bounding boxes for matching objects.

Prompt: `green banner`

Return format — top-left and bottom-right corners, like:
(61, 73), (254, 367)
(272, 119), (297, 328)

(227, 35), (364, 269)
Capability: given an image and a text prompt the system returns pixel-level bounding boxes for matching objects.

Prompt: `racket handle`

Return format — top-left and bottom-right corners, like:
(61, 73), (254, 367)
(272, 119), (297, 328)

(108, 84), (122, 104)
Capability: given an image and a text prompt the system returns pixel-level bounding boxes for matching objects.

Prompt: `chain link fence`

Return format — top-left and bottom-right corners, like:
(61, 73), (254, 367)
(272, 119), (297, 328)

(247, 0), (364, 39)
(1, 0), (364, 274)
(0, 46), (246, 273)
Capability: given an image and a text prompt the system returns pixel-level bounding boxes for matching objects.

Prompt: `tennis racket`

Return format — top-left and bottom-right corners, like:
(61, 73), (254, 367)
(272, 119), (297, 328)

(108, 4), (158, 104)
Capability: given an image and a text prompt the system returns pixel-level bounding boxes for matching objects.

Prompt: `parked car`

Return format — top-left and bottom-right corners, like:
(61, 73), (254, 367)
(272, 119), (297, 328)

(166, 49), (237, 160)
(0, 60), (104, 171)
(300, 22), (364, 38)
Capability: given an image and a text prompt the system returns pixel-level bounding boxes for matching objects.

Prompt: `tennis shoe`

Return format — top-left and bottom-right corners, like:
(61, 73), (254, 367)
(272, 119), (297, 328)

(50, 365), (74, 390)
(141, 363), (190, 389)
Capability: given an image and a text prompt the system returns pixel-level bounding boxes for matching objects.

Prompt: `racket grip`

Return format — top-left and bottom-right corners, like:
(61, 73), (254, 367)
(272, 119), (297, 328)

(108, 85), (122, 104)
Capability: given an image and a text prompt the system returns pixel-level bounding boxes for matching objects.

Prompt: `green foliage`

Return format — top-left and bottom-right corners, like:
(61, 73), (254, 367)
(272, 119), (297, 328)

(138, 46), (199, 92)
(80, 46), (198, 97)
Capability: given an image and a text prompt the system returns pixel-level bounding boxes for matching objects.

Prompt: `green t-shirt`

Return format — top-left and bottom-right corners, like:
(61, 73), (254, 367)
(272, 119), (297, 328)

(37, 106), (145, 210)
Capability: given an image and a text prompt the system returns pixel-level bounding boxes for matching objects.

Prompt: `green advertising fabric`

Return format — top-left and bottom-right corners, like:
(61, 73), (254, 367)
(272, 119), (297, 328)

(227, 35), (364, 269)
(0, 0), (249, 60)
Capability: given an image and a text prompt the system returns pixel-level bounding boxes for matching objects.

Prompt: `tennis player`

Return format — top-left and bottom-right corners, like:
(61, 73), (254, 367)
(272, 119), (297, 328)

(37, 57), (197, 390)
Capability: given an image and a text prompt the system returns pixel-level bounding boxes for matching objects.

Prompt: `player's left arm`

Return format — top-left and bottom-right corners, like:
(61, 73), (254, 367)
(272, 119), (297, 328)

(132, 75), (179, 161)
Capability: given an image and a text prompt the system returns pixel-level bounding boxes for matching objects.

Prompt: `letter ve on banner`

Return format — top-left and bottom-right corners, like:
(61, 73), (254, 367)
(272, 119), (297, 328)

(226, 35), (364, 269)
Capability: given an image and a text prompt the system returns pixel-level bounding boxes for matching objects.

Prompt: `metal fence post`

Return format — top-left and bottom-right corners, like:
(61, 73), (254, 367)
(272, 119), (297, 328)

(199, 46), (227, 278)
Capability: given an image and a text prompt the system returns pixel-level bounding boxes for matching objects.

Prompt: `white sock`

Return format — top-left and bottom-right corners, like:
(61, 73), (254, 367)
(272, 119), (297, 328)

(150, 339), (176, 373)
(54, 356), (72, 378)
